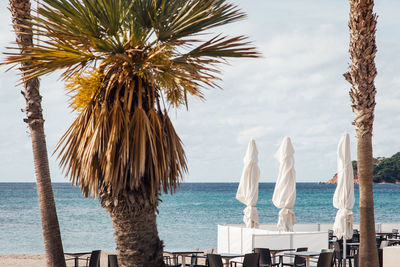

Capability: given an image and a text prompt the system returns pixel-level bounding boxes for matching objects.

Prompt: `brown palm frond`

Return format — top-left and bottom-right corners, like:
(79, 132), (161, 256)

(4, 0), (258, 201)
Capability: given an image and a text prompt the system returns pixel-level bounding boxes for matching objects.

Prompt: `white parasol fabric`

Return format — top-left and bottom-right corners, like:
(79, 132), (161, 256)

(272, 137), (296, 232)
(236, 139), (260, 228)
(333, 133), (355, 240)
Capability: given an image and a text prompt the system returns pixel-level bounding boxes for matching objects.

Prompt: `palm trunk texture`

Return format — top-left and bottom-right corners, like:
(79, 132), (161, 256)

(10, 1), (66, 266)
(109, 200), (165, 267)
(344, 0), (379, 266)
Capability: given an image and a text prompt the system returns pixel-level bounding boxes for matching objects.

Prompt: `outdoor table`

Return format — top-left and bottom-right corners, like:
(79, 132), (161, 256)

(387, 238), (400, 245)
(376, 232), (394, 238)
(64, 252), (91, 267)
(164, 250), (202, 266)
(269, 248), (295, 264)
(283, 251), (320, 267)
(347, 242), (360, 247)
(220, 253), (243, 267)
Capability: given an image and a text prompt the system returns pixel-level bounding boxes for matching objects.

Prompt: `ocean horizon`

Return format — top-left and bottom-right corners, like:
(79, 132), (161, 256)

(1, 182), (399, 254)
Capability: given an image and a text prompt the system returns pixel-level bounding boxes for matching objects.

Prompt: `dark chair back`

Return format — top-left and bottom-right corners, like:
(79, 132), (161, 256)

(108, 254), (118, 267)
(243, 253), (259, 267)
(88, 250), (101, 267)
(353, 230), (360, 242)
(254, 248), (273, 265)
(317, 252), (334, 267)
(333, 242), (341, 261)
(190, 254), (198, 266)
(191, 255), (208, 267)
(328, 230), (334, 240)
(207, 254), (223, 267)
(294, 247), (308, 266)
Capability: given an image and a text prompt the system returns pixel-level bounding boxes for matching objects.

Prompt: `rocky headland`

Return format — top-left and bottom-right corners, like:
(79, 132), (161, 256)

(320, 152), (400, 184)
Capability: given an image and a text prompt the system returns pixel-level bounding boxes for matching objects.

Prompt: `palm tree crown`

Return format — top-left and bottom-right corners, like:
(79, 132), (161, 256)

(4, 0), (259, 208)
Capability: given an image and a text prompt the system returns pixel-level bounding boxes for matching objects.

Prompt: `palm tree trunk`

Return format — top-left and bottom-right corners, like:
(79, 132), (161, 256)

(10, 1), (66, 266)
(357, 133), (379, 266)
(109, 202), (165, 267)
(344, 0), (379, 266)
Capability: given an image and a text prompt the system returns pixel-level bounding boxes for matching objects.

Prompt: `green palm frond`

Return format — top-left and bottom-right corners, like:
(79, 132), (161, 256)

(3, 0), (259, 202)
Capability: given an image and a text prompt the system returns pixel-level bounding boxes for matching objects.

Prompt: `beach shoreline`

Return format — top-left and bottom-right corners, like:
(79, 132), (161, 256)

(0, 253), (113, 267)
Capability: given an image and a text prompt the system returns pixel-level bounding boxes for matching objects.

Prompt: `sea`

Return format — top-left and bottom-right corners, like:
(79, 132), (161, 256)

(0, 182), (399, 254)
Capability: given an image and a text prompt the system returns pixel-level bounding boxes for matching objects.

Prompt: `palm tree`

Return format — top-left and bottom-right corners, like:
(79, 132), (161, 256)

(344, 0), (379, 266)
(8, 0), (66, 266)
(3, 0), (259, 266)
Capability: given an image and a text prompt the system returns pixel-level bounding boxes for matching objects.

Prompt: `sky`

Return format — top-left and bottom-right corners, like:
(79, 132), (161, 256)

(1, 0), (400, 183)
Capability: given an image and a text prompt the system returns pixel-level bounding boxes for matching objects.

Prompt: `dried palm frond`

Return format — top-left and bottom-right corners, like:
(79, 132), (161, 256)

(3, 0), (260, 203)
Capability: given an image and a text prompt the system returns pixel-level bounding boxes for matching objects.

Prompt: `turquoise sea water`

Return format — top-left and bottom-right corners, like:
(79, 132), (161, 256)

(0, 182), (399, 254)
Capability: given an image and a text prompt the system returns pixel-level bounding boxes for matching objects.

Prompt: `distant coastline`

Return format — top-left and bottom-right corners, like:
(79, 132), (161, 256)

(319, 152), (400, 185)
(319, 175), (400, 184)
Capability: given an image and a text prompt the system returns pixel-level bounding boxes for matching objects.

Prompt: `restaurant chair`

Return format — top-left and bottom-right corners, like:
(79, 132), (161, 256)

(282, 247), (308, 267)
(65, 250), (101, 267)
(332, 242), (341, 267)
(352, 230), (359, 243)
(253, 248), (279, 267)
(315, 251), (334, 267)
(108, 254), (119, 267)
(328, 230), (335, 249)
(207, 254), (223, 267)
(333, 241), (354, 267)
(392, 229), (399, 239)
(230, 253), (260, 267)
(328, 230), (336, 242)
(186, 254), (207, 267)
(82, 250), (101, 267)
(164, 255), (181, 267)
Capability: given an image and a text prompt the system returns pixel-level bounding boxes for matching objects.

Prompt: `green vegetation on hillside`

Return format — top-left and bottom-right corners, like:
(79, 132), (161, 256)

(352, 152), (400, 183)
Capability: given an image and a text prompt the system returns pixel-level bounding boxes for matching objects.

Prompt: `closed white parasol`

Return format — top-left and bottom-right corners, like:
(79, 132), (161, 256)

(333, 133), (355, 267)
(272, 137), (296, 232)
(236, 139), (260, 228)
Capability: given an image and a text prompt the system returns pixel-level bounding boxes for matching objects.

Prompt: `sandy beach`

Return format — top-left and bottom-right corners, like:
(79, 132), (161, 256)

(0, 252), (210, 266)
(0, 253), (112, 267)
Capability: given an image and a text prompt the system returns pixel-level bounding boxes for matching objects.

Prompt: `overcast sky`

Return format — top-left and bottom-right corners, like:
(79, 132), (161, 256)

(1, 0), (400, 183)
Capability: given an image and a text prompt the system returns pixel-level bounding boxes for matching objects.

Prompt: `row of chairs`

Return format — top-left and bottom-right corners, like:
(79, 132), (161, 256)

(210, 251), (333, 267)
(65, 250), (119, 267)
(164, 254), (208, 267)
(179, 248), (334, 267)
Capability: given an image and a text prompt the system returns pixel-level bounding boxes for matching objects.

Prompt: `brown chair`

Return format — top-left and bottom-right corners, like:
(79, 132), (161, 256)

(316, 252), (334, 267)
(230, 253), (260, 267)
(253, 248), (279, 267)
(207, 254), (223, 267)
(243, 253), (260, 267)
(108, 254), (119, 267)
(392, 229), (399, 239)
(186, 254), (207, 267)
(77, 250), (101, 267)
(282, 247), (308, 267)
(164, 255), (181, 267)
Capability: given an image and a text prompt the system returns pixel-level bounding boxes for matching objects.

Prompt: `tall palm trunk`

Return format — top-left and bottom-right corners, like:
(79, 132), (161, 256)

(103, 193), (165, 267)
(344, 0), (379, 266)
(10, 1), (66, 266)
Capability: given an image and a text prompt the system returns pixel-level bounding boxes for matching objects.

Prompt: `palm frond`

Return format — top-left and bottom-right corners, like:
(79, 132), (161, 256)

(3, 0), (259, 200)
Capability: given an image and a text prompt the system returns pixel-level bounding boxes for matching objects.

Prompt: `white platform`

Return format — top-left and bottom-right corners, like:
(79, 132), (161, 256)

(218, 224), (329, 254)
(383, 246), (400, 267)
